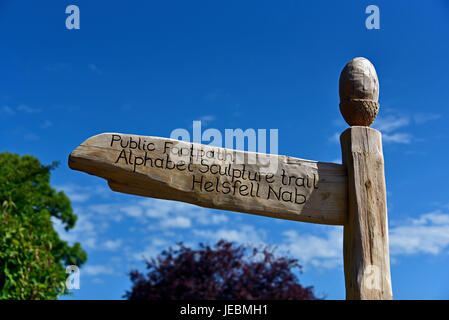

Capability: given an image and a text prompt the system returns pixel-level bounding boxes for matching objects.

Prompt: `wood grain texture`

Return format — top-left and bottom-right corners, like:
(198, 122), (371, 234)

(340, 126), (392, 300)
(69, 132), (347, 225)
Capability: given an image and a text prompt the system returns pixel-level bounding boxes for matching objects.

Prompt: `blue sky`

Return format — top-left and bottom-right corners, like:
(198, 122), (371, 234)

(1, 0), (449, 299)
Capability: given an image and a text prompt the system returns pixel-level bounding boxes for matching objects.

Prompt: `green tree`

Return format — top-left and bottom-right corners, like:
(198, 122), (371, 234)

(0, 152), (87, 299)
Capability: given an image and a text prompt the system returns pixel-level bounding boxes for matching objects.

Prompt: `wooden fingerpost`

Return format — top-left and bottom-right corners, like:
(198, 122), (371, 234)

(339, 58), (393, 300)
(67, 56), (393, 300)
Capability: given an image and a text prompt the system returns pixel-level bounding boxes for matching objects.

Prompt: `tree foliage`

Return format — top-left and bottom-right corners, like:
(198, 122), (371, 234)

(125, 239), (317, 300)
(0, 152), (87, 299)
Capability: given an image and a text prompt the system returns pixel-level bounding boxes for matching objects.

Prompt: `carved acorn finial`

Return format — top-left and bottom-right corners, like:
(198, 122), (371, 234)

(339, 57), (379, 127)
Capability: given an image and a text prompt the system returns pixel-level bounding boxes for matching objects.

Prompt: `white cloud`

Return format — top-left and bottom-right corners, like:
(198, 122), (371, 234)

(56, 184), (109, 203)
(88, 204), (116, 214)
(160, 216), (191, 228)
(373, 115), (409, 133)
(389, 212), (449, 255)
(371, 114), (414, 144)
(382, 133), (412, 144)
(411, 212), (449, 225)
(120, 205), (143, 218)
(139, 198), (196, 217)
(86, 203), (123, 222)
(1, 104), (43, 115)
(83, 265), (115, 276)
(52, 213), (98, 249)
(372, 112), (441, 145)
(151, 238), (168, 247)
(413, 113), (441, 124)
(131, 238), (170, 261)
(57, 185), (90, 202)
(193, 225), (264, 244)
(84, 238), (97, 249)
(196, 213), (229, 225)
(331, 111), (439, 146)
(132, 245), (160, 261)
(139, 198), (229, 227)
(278, 228), (343, 269)
(140, 198), (180, 218)
(91, 278), (104, 284)
(52, 217), (77, 243)
(269, 211), (449, 269)
(331, 112), (440, 146)
(104, 239), (122, 251)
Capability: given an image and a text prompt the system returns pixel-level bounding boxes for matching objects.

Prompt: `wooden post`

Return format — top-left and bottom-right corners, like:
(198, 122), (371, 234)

(339, 58), (393, 300)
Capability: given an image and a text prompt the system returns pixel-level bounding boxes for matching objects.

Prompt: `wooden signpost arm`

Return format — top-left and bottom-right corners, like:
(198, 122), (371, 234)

(69, 134), (347, 226)
(339, 58), (393, 299)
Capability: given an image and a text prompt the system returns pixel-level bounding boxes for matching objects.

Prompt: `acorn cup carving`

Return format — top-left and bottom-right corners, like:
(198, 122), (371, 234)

(339, 57), (379, 127)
